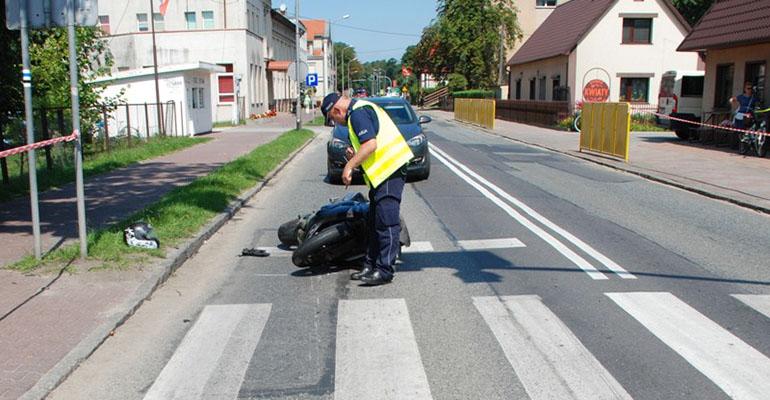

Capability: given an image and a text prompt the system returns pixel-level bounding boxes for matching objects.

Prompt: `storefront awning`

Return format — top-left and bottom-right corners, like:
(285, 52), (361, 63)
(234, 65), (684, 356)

(267, 61), (292, 71)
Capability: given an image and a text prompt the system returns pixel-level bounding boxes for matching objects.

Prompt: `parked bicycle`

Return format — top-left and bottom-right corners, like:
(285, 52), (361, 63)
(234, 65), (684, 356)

(737, 106), (769, 157)
(572, 101), (583, 132)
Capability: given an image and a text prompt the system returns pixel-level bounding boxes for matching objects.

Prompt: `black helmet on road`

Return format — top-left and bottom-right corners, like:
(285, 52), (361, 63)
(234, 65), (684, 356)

(124, 222), (160, 249)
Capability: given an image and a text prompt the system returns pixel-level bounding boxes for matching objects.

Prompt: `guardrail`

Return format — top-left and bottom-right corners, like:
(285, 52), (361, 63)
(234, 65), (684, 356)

(579, 102), (631, 161)
(454, 98), (496, 129)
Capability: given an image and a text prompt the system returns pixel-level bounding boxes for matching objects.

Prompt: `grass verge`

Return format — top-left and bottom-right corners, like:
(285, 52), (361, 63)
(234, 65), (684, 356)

(1, 136), (208, 203)
(10, 129), (314, 272)
(307, 115), (326, 126)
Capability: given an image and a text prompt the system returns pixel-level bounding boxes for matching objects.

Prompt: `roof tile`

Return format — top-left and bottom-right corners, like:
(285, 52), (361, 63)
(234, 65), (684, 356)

(678, 0), (770, 51)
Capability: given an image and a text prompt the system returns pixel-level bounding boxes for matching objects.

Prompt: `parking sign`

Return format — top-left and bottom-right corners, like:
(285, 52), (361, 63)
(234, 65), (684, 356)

(306, 73), (318, 87)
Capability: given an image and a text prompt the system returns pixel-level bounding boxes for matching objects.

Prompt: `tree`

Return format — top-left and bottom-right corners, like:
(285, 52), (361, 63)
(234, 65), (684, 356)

(672, 0), (715, 26)
(29, 26), (118, 137)
(0, 3), (22, 184)
(334, 42), (363, 91)
(412, 0), (522, 88)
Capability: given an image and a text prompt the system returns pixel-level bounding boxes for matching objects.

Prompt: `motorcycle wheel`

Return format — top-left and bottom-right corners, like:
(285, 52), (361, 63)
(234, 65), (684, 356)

(278, 218), (301, 246)
(738, 134), (750, 155)
(757, 130), (768, 157)
(292, 223), (352, 268)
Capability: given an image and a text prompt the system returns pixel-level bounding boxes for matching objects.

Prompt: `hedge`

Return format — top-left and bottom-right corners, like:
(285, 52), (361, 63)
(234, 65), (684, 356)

(452, 89), (496, 99)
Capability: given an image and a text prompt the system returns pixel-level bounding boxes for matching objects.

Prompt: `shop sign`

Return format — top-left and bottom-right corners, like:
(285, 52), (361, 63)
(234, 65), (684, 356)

(583, 79), (609, 102)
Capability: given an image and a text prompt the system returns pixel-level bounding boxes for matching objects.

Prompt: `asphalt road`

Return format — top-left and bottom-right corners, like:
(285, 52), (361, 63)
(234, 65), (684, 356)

(50, 118), (770, 400)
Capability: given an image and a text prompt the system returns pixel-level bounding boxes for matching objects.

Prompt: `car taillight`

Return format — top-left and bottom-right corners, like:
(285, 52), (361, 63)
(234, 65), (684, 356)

(672, 94), (678, 114)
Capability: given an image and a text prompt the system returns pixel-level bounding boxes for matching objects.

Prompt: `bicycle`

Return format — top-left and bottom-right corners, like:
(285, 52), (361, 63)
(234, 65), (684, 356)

(737, 106), (769, 157)
(572, 101), (583, 132)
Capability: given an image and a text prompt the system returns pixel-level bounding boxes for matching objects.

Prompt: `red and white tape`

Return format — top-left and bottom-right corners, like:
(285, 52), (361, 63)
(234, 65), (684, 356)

(0, 130), (79, 159)
(646, 111), (768, 137)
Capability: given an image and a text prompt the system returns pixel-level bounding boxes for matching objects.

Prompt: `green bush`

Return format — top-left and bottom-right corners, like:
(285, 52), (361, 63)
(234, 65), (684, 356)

(452, 90), (496, 99)
(447, 73), (468, 92)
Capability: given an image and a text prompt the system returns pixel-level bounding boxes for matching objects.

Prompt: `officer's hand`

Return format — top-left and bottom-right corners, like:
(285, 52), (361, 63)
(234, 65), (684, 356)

(342, 165), (353, 188)
(345, 146), (355, 161)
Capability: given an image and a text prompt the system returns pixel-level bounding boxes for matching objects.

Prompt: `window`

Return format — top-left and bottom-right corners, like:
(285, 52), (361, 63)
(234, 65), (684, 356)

(185, 12), (197, 29)
(537, 0), (557, 6)
(98, 15), (110, 35)
(136, 13), (148, 32)
(538, 76), (546, 100)
(681, 76), (704, 97)
(218, 63), (235, 103)
(620, 78), (649, 102)
(622, 18), (652, 44)
(552, 76), (560, 100)
(529, 79), (536, 100)
(515, 79), (521, 100)
(153, 13), (164, 31)
(202, 11), (214, 29)
(714, 64), (734, 109)
(746, 61), (766, 104)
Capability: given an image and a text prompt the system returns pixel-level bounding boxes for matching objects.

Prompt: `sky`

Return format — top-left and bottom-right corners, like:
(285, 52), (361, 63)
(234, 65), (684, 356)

(272, 0), (439, 62)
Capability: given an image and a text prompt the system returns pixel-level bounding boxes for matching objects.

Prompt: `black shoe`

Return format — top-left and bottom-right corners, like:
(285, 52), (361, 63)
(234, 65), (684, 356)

(360, 270), (393, 286)
(350, 265), (375, 280)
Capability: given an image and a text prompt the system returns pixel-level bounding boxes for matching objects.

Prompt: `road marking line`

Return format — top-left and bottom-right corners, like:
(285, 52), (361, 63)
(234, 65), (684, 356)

(732, 294), (770, 319)
(143, 304), (271, 400)
(456, 238), (526, 250)
(335, 298), (433, 400)
(473, 295), (632, 400)
(430, 148), (608, 280)
(430, 144), (636, 279)
(607, 292), (770, 400)
(402, 241), (434, 253)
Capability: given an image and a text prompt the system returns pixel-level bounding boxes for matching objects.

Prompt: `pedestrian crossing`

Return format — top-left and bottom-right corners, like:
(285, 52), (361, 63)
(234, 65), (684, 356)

(143, 293), (770, 400)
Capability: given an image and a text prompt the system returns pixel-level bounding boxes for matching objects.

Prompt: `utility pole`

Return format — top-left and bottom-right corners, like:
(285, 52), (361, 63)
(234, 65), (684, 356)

(341, 48), (345, 95)
(149, 0), (163, 135)
(68, 0), (87, 258)
(295, 0), (301, 130)
(19, 0), (41, 259)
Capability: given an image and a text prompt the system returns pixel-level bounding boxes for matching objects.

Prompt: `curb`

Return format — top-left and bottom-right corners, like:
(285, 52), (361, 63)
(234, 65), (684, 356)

(20, 133), (317, 400)
(444, 116), (770, 215)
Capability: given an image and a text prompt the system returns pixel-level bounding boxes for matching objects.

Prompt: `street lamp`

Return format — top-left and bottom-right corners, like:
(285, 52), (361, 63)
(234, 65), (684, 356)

(333, 14), (350, 95)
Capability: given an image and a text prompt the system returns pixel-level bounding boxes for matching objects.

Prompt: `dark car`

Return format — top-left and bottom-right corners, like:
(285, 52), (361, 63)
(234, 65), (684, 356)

(327, 97), (431, 183)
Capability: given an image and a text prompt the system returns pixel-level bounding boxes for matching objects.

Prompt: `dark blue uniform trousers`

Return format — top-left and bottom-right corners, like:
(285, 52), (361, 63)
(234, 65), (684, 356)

(364, 172), (406, 278)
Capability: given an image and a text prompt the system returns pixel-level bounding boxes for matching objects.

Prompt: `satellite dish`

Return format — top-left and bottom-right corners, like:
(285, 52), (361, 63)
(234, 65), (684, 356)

(279, 3), (287, 13)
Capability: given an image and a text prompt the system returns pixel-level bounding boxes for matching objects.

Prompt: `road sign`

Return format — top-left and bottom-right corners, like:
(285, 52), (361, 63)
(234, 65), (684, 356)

(5, 0), (97, 30)
(306, 73), (318, 87)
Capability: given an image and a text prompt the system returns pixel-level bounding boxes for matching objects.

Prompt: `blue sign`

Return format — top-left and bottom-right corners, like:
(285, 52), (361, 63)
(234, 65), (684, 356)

(306, 73), (318, 87)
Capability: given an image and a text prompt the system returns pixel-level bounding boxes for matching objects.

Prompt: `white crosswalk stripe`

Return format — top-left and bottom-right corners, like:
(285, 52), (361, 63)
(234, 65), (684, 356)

(732, 294), (770, 319)
(456, 237), (526, 250)
(143, 304), (271, 400)
(473, 295), (632, 400)
(402, 241), (434, 253)
(334, 298), (433, 400)
(607, 292), (770, 400)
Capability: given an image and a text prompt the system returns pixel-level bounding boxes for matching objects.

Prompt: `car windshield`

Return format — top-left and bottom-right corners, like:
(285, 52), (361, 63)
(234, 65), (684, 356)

(378, 103), (416, 124)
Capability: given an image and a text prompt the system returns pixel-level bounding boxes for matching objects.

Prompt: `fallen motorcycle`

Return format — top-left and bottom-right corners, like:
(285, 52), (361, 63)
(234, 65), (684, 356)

(278, 192), (410, 268)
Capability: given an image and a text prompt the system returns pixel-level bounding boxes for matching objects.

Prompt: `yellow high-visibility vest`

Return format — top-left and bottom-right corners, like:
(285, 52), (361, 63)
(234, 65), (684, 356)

(347, 100), (414, 188)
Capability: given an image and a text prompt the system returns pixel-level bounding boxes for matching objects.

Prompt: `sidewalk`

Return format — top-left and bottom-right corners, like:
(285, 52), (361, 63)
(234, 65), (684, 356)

(0, 112), (318, 400)
(426, 110), (770, 213)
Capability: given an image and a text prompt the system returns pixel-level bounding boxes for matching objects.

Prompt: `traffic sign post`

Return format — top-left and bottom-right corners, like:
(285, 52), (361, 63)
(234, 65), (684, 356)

(6, 0), (96, 259)
(306, 73), (318, 87)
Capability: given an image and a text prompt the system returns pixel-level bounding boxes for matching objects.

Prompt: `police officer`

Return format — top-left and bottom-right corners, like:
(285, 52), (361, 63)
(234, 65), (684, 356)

(321, 92), (413, 286)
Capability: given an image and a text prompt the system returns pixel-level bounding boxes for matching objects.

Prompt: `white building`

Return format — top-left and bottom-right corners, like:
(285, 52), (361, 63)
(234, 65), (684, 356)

(507, 0), (700, 105)
(96, 0), (304, 124)
(301, 19), (335, 103)
(268, 10), (305, 112)
(94, 63), (224, 136)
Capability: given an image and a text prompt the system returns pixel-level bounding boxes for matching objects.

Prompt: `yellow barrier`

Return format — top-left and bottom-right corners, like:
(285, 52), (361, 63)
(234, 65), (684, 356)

(579, 102), (631, 161)
(454, 98), (495, 130)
